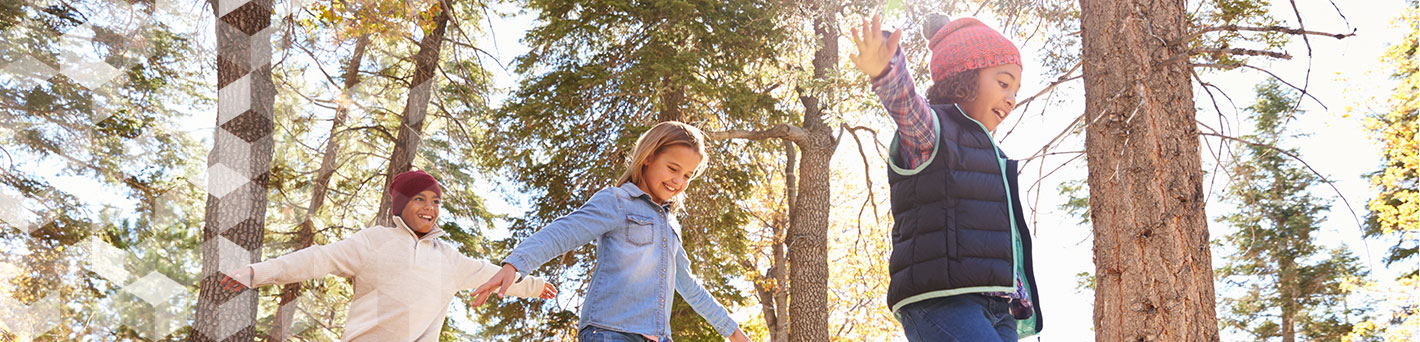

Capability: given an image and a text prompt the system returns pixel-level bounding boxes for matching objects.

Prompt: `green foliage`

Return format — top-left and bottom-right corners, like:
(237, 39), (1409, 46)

(1186, 0), (1287, 67)
(1214, 80), (1369, 341)
(468, 0), (790, 339)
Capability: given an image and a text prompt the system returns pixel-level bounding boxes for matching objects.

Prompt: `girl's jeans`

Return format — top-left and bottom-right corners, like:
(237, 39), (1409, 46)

(899, 294), (1018, 342)
(578, 326), (664, 342)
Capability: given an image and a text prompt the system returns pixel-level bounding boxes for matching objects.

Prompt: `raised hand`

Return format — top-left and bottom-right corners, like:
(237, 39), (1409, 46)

(539, 282), (558, 299)
(848, 13), (903, 79)
(218, 266), (253, 292)
(471, 263), (518, 305)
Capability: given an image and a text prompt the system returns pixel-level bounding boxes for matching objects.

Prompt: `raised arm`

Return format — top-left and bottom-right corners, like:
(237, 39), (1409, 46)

(850, 14), (937, 170)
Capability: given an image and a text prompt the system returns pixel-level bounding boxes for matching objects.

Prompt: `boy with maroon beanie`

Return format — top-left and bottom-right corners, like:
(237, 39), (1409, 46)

(218, 170), (557, 341)
(850, 13), (1044, 340)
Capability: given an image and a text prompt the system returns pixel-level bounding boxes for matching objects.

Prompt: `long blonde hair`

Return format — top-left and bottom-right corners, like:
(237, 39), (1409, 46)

(616, 121), (708, 208)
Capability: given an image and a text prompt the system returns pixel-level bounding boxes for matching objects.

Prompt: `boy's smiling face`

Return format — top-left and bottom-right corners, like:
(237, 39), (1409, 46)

(960, 63), (1022, 132)
(398, 190), (441, 234)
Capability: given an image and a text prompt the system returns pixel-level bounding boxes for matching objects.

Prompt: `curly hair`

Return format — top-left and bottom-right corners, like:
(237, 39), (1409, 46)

(926, 68), (980, 105)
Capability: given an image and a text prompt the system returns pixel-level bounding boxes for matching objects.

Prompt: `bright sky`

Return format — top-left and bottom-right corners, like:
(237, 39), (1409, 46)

(15, 0), (1407, 339)
(466, 0), (1413, 340)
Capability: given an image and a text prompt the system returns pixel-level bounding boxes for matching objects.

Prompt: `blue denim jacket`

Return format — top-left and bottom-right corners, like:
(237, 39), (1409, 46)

(504, 182), (739, 339)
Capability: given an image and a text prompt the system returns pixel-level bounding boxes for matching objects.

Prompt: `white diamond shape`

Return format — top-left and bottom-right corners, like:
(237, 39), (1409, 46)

(210, 129), (251, 169)
(2, 55), (57, 80)
(0, 292), (62, 342)
(217, 73), (251, 125)
(210, 187), (254, 234)
(198, 236), (252, 280)
(0, 262), (19, 283)
(123, 271), (185, 306)
(205, 163), (248, 199)
(198, 290), (254, 340)
(0, 190), (54, 233)
(85, 236), (133, 283)
(216, 0), (251, 18)
(249, 26), (272, 69)
(146, 301), (191, 340)
(60, 54), (122, 89)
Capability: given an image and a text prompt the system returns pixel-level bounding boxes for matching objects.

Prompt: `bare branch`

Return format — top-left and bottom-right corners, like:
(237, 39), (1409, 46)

(1195, 47), (1292, 60)
(706, 124), (808, 142)
(1191, 62), (1327, 110)
(841, 124), (880, 226)
(1016, 61), (1082, 109)
(1198, 132), (1366, 234)
(1172, 25), (1356, 47)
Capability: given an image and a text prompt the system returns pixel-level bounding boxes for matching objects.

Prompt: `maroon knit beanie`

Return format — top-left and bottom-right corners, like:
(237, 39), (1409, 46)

(389, 170), (441, 215)
(927, 16), (1022, 83)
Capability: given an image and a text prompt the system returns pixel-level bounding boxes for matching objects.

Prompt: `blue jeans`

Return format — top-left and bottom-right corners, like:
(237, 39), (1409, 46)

(578, 326), (666, 342)
(899, 294), (1018, 342)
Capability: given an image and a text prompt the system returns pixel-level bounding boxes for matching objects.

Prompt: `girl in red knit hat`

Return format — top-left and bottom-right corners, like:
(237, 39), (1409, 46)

(216, 170), (557, 341)
(850, 13), (1044, 341)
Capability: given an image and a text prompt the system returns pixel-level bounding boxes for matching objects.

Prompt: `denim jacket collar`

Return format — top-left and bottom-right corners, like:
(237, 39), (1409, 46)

(617, 182), (672, 211)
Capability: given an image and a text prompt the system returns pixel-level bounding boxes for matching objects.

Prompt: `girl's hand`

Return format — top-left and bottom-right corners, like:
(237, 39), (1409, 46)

(848, 13), (903, 79)
(728, 328), (752, 342)
(218, 266), (253, 292)
(539, 282), (558, 299)
(471, 264), (518, 305)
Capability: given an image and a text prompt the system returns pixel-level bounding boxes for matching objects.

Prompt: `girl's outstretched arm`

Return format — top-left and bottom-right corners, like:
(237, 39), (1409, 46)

(673, 244), (741, 339)
(471, 187), (625, 304)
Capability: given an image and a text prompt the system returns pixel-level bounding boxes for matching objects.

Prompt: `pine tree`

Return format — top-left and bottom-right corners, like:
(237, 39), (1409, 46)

(1216, 80), (1367, 342)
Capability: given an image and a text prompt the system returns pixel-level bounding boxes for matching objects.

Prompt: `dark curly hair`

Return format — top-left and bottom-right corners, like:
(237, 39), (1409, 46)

(926, 68), (979, 105)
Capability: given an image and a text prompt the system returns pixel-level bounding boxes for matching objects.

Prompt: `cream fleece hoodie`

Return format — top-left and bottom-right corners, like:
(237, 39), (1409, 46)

(246, 217), (545, 341)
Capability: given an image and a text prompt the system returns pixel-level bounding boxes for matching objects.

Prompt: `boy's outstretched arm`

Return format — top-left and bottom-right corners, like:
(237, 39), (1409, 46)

(850, 13), (936, 169)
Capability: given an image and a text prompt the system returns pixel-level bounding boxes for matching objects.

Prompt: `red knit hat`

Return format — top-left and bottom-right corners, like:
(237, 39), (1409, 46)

(928, 17), (1021, 83)
(389, 170), (441, 215)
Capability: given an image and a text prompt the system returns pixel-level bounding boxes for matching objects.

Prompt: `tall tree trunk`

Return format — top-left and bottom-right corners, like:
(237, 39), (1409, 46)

(786, 3), (838, 341)
(1078, 0), (1219, 341)
(752, 140), (795, 342)
(270, 34), (369, 341)
(375, 2), (450, 226)
(192, 0), (275, 340)
(1279, 254), (1297, 342)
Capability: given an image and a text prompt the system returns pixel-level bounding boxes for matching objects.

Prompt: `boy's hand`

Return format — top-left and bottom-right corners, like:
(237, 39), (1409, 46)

(218, 266), (253, 292)
(849, 13), (902, 79)
(728, 328), (752, 342)
(471, 264), (518, 305)
(539, 282), (558, 299)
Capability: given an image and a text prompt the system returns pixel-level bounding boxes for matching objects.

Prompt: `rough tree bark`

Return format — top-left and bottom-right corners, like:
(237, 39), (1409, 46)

(785, 2), (838, 341)
(191, 0), (275, 340)
(375, 1), (450, 226)
(1078, 0), (1220, 340)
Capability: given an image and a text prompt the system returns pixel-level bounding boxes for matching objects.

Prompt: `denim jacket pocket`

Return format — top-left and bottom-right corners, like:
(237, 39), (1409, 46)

(625, 214), (655, 246)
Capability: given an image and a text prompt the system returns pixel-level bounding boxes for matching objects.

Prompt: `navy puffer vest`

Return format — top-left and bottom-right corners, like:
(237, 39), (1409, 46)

(886, 103), (1042, 335)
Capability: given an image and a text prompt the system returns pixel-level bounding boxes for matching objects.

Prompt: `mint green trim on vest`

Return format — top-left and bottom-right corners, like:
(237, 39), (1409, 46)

(889, 285), (1015, 314)
(962, 110), (1040, 338)
(887, 105), (1040, 337)
(888, 112), (941, 176)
